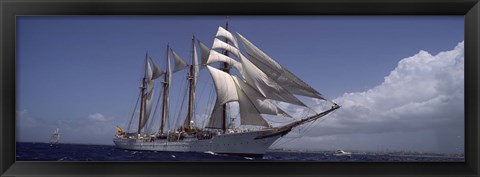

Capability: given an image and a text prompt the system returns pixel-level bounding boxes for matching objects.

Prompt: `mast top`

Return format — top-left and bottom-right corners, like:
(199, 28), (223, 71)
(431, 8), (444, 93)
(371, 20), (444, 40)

(225, 16), (229, 30)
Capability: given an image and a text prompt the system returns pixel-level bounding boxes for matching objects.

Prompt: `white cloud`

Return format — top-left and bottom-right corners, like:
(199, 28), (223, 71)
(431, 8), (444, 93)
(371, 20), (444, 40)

(88, 113), (109, 122)
(285, 41), (464, 154)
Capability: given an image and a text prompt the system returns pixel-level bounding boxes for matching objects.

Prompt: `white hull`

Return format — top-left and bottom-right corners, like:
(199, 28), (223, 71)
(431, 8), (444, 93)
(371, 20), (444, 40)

(113, 129), (284, 157)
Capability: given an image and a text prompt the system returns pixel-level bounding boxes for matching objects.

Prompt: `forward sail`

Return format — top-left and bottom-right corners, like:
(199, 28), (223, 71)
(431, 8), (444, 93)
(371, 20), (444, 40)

(236, 32), (326, 100)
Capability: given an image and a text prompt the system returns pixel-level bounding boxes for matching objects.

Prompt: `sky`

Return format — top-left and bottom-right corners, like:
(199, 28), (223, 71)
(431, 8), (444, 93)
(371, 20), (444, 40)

(16, 16), (464, 154)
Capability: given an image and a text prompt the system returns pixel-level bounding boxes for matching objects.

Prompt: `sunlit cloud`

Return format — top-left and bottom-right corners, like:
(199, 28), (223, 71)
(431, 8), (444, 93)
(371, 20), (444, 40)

(280, 41), (464, 153)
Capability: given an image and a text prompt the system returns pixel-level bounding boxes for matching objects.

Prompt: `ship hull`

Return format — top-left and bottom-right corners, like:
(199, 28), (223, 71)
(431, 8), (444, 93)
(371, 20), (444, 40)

(113, 129), (284, 157)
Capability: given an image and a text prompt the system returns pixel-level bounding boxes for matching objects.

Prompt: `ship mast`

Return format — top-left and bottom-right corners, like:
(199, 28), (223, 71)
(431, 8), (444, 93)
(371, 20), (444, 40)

(221, 16), (230, 132)
(185, 35), (196, 129)
(137, 52), (148, 136)
(160, 45), (170, 135)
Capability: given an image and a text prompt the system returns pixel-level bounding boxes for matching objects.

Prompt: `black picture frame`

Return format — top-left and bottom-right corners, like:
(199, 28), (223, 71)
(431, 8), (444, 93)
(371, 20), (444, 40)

(1, 0), (479, 176)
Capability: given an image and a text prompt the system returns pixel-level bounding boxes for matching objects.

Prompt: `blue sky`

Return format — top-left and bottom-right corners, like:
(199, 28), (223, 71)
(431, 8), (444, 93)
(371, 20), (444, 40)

(16, 16), (463, 153)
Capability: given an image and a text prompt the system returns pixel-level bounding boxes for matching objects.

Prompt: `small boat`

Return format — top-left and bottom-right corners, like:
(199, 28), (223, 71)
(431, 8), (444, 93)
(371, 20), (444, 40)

(334, 149), (352, 156)
(49, 128), (60, 145)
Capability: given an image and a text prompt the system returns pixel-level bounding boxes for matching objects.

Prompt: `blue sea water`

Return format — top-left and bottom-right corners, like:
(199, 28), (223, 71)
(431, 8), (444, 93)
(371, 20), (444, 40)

(16, 142), (464, 162)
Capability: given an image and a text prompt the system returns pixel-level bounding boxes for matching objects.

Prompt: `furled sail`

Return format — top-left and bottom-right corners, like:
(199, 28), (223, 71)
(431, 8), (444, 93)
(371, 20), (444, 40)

(236, 32), (326, 100)
(171, 48), (188, 73)
(193, 41), (199, 87)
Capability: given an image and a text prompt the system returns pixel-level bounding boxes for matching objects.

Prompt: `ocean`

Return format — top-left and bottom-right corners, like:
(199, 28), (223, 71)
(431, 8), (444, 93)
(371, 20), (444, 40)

(16, 142), (464, 162)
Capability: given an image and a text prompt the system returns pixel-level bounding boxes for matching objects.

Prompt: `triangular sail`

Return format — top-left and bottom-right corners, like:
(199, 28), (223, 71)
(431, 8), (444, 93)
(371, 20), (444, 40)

(205, 100), (225, 129)
(171, 48), (188, 73)
(238, 53), (306, 106)
(235, 81), (270, 127)
(149, 57), (164, 80)
(236, 32), (326, 100)
(232, 77), (290, 118)
(197, 39), (210, 69)
(146, 61), (154, 94)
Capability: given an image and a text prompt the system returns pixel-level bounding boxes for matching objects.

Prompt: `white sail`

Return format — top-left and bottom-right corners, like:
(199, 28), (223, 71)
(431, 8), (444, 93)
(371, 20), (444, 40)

(238, 53), (305, 106)
(149, 57), (164, 80)
(209, 28), (305, 106)
(167, 49), (172, 88)
(197, 39), (210, 69)
(212, 38), (241, 58)
(206, 66), (238, 105)
(141, 86), (154, 130)
(235, 82), (270, 127)
(205, 66), (290, 127)
(193, 41), (199, 87)
(206, 50), (238, 66)
(171, 49), (188, 73)
(232, 77), (290, 118)
(206, 50), (244, 75)
(140, 58), (159, 130)
(236, 32), (325, 100)
(205, 100), (225, 129)
(146, 58), (153, 81)
(146, 61), (154, 94)
(216, 26), (239, 48)
(50, 128), (60, 144)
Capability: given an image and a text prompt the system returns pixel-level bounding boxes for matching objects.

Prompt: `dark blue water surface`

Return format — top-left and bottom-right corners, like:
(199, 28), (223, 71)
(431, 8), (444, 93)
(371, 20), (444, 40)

(16, 142), (464, 162)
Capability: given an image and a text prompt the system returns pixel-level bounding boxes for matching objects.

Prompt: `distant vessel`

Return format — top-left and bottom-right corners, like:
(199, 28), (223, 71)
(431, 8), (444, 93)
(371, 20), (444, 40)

(113, 19), (340, 157)
(334, 150), (352, 156)
(49, 128), (60, 145)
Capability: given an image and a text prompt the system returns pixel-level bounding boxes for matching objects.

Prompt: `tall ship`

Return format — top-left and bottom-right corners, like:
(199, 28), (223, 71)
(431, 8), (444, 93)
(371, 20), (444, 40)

(50, 128), (60, 145)
(113, 20), (340, 157)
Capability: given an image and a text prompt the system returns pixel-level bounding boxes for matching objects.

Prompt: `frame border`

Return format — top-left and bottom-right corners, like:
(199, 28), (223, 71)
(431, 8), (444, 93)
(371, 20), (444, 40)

(1, 0), (479, 176)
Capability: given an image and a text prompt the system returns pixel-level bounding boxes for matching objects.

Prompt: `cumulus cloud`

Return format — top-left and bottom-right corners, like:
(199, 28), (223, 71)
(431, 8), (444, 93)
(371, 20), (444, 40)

(282, 41), (464, 154)
(88, 113), (110, 122)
